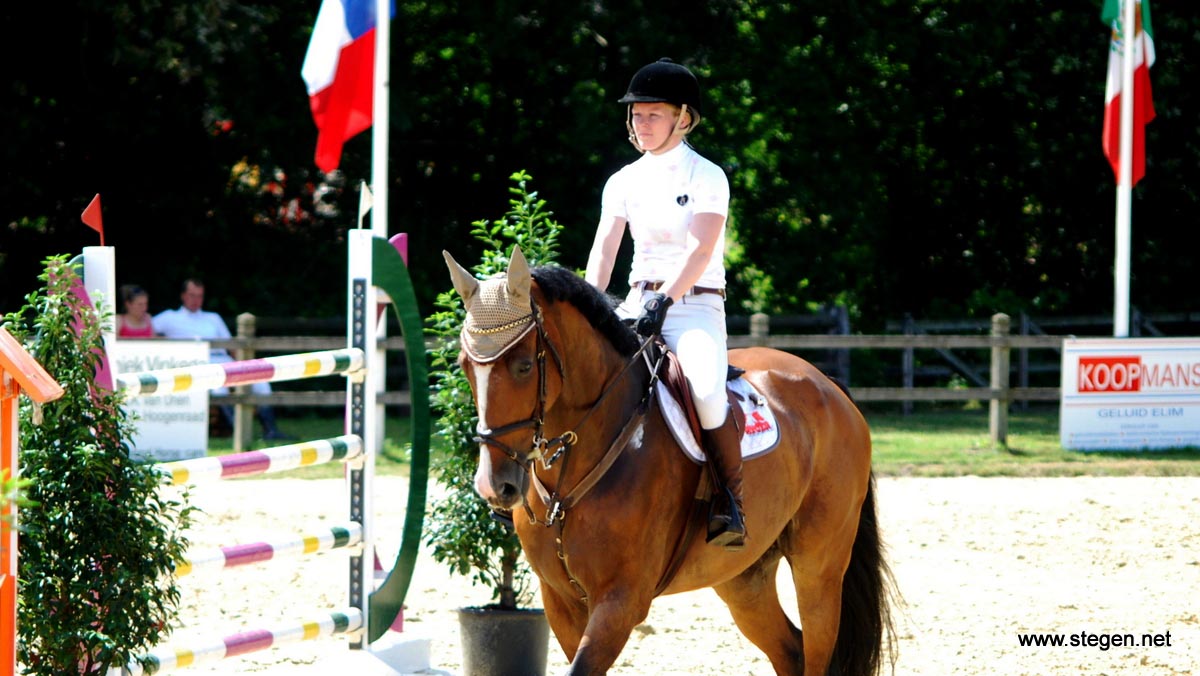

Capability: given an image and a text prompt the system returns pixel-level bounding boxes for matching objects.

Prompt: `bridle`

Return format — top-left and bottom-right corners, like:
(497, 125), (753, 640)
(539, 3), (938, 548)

(470, 301), (569, 468)
(470, 299), (662, 525)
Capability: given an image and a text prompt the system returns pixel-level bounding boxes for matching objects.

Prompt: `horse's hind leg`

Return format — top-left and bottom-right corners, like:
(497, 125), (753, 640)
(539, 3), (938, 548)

(785, 527), (855, 675)
(712, 549), (804, 676)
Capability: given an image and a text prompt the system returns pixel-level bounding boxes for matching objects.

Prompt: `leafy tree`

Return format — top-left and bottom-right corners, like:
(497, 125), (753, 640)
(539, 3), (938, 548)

(3, 257), (193, 675)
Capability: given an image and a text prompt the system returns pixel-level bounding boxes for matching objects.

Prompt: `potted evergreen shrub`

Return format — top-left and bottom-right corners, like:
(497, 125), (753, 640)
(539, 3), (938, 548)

(425, 171), (561, 676)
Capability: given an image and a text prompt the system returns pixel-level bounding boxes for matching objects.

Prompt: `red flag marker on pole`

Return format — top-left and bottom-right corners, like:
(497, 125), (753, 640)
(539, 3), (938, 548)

(81, 193), (104, 245)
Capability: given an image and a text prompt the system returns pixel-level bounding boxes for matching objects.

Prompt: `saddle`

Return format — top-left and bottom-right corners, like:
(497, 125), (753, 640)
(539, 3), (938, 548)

(653, 341), (780, 464)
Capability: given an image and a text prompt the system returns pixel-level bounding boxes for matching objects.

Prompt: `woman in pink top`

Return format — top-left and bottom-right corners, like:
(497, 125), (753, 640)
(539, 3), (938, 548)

(116, 285), (154, 339)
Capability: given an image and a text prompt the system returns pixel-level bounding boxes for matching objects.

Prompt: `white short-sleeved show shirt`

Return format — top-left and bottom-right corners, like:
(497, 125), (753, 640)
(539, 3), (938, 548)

(600, 142), (730, 289)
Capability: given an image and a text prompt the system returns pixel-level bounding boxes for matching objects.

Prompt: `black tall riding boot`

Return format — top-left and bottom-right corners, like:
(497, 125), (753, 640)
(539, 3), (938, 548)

(701, 410), (746, 550)
(257, 406), (295, 441)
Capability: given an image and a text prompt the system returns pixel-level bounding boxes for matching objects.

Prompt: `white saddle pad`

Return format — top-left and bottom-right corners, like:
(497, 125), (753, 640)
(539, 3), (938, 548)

(656, 377), (781, 464)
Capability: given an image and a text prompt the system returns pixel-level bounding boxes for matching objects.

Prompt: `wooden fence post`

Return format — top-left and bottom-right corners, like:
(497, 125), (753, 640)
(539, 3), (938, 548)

(832, 305), (851, 385)
(902, 314), (915, 416)
(750, 313), (769, 347)
(1018, 313), (1030, 411)
(990, 313), (1011, 447)
(234, 313), (256, 452)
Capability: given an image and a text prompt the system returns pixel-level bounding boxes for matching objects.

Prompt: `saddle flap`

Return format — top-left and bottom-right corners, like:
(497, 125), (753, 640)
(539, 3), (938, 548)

(660, 348), (703, 442)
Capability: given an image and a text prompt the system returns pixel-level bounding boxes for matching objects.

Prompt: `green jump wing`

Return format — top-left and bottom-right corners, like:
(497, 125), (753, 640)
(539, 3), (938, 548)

(367, 237), (431, 643)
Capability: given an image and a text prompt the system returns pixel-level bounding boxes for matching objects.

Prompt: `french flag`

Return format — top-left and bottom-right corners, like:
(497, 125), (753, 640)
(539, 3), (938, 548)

(301, 0), (392, 173)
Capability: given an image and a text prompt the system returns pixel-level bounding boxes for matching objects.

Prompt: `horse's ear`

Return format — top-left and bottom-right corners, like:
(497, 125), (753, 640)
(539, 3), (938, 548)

(443, 251), (479, 302)
(506, 245), (532, 304)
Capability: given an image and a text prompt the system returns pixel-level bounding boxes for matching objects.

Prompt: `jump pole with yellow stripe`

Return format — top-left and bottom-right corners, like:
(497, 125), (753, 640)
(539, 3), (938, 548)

(122, 609), (364, 675)
(115, 348), (365, 398)
(156, 434), (362, 485)
(174, 522), (363, 577)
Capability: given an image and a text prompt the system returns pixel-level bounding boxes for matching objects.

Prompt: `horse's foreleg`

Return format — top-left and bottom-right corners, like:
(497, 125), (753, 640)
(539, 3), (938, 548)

(562, 591), (650, 676)
(542, 585), (588, 661)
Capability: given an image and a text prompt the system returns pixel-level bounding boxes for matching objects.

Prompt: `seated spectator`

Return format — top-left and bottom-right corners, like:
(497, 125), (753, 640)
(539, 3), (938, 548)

(116, 284), (155, 338)
(153, 278), (294, 441)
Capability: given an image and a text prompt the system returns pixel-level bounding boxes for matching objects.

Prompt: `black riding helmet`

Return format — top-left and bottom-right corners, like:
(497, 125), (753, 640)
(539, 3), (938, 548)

(618, 58), (702, 116)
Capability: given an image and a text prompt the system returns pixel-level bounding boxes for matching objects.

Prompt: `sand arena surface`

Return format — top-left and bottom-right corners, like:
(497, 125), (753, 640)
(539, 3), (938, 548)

(163, 476), (1199, 675)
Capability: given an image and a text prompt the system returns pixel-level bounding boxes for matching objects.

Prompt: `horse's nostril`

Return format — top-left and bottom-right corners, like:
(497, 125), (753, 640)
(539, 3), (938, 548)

(498, 481), (520, 502)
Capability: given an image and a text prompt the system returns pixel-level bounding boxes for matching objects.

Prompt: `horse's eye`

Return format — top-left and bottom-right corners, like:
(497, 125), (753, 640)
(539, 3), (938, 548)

(510, 357), (534, 379)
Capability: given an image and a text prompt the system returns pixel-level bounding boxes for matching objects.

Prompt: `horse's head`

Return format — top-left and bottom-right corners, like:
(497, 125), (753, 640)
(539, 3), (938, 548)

(444, 246), (564, 510)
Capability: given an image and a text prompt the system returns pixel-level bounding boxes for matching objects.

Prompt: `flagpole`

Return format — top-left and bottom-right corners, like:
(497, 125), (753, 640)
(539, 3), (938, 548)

(371, 0), (390, 239)
(1113, 0), (1136, 338)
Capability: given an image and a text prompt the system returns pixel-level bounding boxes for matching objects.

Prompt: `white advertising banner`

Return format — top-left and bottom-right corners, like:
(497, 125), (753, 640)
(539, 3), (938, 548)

(1060, 337), (1200, 451)
(111, 340), (210, 461)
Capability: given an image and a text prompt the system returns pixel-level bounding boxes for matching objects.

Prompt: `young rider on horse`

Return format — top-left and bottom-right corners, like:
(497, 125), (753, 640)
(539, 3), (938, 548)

(584, 58), (746, 550)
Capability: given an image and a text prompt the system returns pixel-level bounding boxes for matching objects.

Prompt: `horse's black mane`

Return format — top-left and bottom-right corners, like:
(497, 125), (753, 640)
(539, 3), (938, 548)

(531, 265), (641, 357)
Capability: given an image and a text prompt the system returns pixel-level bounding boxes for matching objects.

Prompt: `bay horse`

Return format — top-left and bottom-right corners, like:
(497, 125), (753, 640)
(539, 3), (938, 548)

(444, 247), (892, 676)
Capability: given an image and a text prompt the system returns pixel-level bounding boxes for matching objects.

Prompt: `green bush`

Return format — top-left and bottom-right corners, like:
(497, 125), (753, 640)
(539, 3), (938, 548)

(3, 256), (194, 675)
(424, 171), (562, 610)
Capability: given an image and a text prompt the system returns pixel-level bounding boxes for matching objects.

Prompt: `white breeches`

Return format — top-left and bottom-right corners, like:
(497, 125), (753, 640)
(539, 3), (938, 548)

(620, 288), (730, 430)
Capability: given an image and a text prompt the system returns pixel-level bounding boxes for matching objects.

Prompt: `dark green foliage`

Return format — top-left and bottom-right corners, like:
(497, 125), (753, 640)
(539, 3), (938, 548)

(5, 2), (1200, 327)
(424, 172), (562, 610)
(3, 257), (193, 675)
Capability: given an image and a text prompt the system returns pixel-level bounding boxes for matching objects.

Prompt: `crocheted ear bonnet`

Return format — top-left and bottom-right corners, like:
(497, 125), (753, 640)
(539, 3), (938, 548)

(443, 245), (535, 362)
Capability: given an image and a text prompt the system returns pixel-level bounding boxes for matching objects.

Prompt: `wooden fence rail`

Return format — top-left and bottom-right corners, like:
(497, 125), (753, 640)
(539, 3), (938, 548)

(196, 312), (1065, 446)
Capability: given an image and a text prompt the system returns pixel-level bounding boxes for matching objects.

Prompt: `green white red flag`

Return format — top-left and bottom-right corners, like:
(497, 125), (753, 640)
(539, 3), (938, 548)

(1102, 0), (1155, 186)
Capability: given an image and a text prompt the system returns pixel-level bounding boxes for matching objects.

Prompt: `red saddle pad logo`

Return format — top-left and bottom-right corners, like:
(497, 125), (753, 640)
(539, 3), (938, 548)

(745, 411), (772, 435)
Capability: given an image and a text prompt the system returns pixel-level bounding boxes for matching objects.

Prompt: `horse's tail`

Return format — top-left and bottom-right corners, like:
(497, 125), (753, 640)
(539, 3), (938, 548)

(832, 473), (897, 676)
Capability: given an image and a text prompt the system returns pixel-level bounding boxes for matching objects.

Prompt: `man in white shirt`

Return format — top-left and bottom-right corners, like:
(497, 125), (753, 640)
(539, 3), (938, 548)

(153, 279), (293, 440)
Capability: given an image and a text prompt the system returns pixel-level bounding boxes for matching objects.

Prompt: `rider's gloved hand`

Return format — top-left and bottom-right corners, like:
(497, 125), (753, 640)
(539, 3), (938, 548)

(636, 292), (673, 337)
